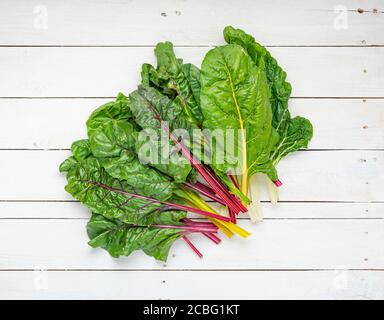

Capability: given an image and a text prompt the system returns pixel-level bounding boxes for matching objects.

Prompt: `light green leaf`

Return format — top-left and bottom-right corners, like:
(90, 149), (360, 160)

(200, 44), (278, 195)
(224, 26), (313, 165)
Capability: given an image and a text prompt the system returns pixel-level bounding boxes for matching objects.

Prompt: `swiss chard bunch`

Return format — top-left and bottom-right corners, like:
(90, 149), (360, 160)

(60, 26), (312, 261)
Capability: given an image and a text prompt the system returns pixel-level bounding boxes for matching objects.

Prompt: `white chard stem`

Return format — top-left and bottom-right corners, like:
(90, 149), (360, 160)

(265, 174), (279, 205)
(248, 174), (263, 223)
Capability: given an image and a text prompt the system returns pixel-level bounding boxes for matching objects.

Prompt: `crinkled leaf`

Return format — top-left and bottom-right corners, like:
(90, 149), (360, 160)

(87, 213), (182, 261)
(87, 94), (137, 158)
(200, 44), (277, 181)
(59, 156), (77, 173)
(71, 139), (92, 161)
(129, 85), (193, 182)
(86, 93), (190, 184)
(59, 139), (92, 173)
(60, 155), (186, 225)
(181, 63), (201, 104)
(99, 150), (175, 200)
(142, 42), (203, 126)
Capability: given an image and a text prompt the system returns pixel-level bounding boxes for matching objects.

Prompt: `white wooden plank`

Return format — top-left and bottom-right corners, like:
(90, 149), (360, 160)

(0, 150), (382, 201)
(0, 219), (382, 269)
(0, 270), (383, 300)
(0, 47), (383, 98)
(291, 99), (384, 150)
(1, 98), (383, 150)
(0, 0), (383, 46)
(1, 201), (383, 219)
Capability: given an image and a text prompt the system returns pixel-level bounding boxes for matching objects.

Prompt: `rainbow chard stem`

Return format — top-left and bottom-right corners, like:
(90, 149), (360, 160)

(155, 223), (218, 233)
(182, 235), (203, 258)
(140, 93), (244, 215)
(202, 232), (221, 244)
(203, 165), (247, 213)
(184, 181), (226, 206)
(274, 179), (283, 187)
(227, 173), (247, 217)
(83, 180), (230, 222)
(182, 218), (221, 245)
(229, 208), (236, 224)
(228, 174), (239, 190)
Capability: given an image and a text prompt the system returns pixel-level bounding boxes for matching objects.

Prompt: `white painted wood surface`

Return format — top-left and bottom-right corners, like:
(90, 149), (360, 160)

(1, 98), (383, 150)
(0, 271), (383, 300)
(1, 150), (382, 201)
(0, 47), (383, 97)
(0, 0), (383, 300)
(0, 0), (383, 46)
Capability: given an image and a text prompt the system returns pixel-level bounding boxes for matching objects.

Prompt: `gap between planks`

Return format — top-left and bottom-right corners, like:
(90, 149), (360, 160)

(0, 218), (383, 221)
(0, 268), (383, 272)
(1, 45), (384, 48)
(1, 96), (384, 99)
(0, 148), (382, 151)
(1, 200), (383, 203)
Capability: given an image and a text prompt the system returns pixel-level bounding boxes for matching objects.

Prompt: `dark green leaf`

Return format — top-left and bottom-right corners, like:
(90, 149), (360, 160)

(143, 42), (204, 126)
(61, 155), (186, 225)
(87, 94), (137, 158)
(99, 150), (175, 200)
(129, 85), (193, 182)
(87, 213), (182, 261)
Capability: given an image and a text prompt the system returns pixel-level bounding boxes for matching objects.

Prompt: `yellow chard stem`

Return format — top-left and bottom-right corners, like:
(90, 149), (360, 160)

(184, 190), (250, 238)
(240, 171), (249, 199)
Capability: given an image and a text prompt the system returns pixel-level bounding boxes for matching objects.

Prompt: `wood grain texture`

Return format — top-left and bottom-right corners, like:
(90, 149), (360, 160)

(0, 219), (383, 270)
(0, 47), (383, 98)
(0, 0), (383, 46)
(0, 150), (382, 201)
(0, 270), (383, 300)
(1, 98), (383, 150)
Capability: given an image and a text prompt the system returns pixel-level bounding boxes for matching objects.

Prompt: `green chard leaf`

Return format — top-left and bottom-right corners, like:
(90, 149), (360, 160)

(71, 139), (92, 161)
(99, 151), (175, 201)
(60, 155), (186, 225)
(224, 26), (313, 165)
(86, 93), (190, 184)
(270, 116), (313, 165)
(129, 85), (195, 182)
(87, 213), (182, 261)
(142, 42), (204, 126)
(200, 44), (278, 195)
(181, 63), (201, 104)
(59, 139), (92, 173)
(86, 93), (137, 158)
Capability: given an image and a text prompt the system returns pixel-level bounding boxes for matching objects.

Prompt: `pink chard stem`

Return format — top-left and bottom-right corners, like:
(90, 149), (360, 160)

(182, 236), (203, 258)
(184, 182), (226, 206)
(202, 232), (221, 244)
(83, 181), (230, 222)
(273, 179), (283, 187)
